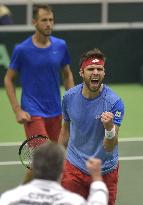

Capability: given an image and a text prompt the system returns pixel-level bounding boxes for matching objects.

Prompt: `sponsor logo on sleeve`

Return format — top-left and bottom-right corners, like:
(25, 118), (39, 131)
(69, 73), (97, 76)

(115, 111), (121, 118)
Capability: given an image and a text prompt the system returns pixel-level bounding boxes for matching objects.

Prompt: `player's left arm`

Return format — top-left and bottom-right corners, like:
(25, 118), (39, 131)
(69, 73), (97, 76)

(61, 64), (74, 90)
(102, 99), (124, 152)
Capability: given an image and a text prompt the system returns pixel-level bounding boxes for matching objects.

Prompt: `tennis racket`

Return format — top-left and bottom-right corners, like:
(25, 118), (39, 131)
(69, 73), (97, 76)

(19, 135), (49, 170)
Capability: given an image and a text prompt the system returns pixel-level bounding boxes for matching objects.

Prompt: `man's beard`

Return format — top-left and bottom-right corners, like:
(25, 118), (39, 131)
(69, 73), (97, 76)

(84, 78), (102, 93)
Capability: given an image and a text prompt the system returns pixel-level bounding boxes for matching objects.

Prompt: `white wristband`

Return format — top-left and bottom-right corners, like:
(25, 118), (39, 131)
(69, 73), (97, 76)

(105, 126), (116, 139)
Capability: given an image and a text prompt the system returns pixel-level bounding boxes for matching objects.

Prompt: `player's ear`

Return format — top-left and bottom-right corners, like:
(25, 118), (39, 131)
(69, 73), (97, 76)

(79, 69), (84, 77)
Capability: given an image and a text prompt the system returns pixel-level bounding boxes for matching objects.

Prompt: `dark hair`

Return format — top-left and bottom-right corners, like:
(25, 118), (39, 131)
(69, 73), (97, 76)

(79, 48), (106, 67)
(33, 4), (53, 19)
(32, 142), (65, 181)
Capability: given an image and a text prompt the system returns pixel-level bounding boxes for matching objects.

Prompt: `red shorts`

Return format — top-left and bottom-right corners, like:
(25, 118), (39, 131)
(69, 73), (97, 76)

(24, 115), (62, 142)
(61, 160), (119, 205)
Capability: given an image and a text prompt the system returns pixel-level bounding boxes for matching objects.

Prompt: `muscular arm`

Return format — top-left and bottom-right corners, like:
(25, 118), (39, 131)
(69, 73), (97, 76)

(4, 69), (31, 124)
(102, 99), (124, 152)
(58, 120), (70, 148)
(103, 125), (119, 152)
(101, 111), (119, 152)
(62, 65), (74, 90)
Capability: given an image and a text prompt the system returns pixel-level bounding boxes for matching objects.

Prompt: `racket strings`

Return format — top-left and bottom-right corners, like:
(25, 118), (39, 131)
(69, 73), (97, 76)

(21, 144), (34, 166)
(19, 136), (49, 169)
(28, 138), (47, 148)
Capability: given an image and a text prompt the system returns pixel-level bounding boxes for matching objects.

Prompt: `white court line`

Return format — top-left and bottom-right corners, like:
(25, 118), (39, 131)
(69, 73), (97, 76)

(0, 161), (21, 165)
(119, 156), (143, 160)
(0, 156), (143, 166)
(0, 142), (21, 146)
(0, 137), (143, 146)
(119, 137), (143, 142)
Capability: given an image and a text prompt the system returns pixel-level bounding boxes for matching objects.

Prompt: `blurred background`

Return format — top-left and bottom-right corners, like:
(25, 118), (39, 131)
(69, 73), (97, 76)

(0, 1), (143, 204)
(1, 0), (143, 85)
(0, 0), (143, 140)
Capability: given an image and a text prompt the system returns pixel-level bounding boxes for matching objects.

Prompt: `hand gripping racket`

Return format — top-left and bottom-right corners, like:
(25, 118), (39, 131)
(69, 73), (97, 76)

(18, 135), (49, 170)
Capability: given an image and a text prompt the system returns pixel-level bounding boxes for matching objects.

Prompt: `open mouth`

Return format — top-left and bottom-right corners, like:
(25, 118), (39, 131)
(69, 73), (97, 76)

(91, 78), (99, 85)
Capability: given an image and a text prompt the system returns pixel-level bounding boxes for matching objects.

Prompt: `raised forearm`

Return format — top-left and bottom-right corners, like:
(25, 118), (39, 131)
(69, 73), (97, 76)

(103, 125), (118, 152)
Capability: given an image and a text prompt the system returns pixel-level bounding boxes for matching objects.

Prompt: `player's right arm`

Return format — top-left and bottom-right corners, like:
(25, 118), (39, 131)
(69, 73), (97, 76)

(4, 69), (31, 124)
(58, 120), (70, 148)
